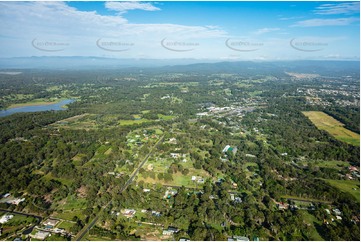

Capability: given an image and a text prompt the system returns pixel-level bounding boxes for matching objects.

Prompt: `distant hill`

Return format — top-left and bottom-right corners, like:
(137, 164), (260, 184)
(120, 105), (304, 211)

(0, 57), (358, 77)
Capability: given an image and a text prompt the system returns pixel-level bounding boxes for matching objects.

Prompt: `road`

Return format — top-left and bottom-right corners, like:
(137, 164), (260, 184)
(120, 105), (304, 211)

(0, 208), (43, 238)
(74, 135), (164, 241)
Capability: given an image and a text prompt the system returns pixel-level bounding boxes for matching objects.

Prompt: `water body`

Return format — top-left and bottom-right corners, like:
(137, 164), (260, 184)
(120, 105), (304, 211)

(0, 99), (74, 117)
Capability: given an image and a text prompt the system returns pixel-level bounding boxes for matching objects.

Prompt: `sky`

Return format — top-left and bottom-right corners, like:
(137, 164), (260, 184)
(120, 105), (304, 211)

(0, 0), (359, 60)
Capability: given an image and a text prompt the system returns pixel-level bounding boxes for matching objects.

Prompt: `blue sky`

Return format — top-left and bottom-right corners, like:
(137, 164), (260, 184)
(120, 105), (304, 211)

(0, 1), (359, 60)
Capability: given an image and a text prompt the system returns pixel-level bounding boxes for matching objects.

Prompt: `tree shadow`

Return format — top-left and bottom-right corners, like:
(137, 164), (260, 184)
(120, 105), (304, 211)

(313, 222), (328, 240)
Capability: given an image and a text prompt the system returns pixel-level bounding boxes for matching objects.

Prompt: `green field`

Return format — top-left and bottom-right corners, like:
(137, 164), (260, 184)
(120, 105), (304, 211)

(57, 221), (75, 232)
(8, 98), (67, 108)
(61, 195), (87, 210)
(281, 195), (332, 204)
(323, 179), (360, 202)
(119, 119), (152, 126)
(300, 211), (324, 241)
(158, 114), (175, 120)
(303, 111), (360, 146)
(310, 160), (349, 170)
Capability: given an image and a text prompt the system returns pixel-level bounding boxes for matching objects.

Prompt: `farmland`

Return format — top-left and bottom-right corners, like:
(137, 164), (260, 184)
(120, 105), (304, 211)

(303, 111), (360, 146)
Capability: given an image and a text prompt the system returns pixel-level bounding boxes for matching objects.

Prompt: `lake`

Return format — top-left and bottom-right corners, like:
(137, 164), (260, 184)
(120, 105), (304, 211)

(0, 99), (74, 117)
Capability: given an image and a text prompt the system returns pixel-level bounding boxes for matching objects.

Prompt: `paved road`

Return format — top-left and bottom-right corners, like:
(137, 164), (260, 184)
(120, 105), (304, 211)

(74, 135), (164, 241)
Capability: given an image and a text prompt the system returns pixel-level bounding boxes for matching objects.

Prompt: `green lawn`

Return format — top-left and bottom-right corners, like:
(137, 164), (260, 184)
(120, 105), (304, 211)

(300, 210), (324, 241)
(119, 119), (152, 126)
(323, 179), (360, 202)
(6, 214), (36, 225)
(158, 114), (175, 120)
(61, 195), (87, 210)
(57, 221), (75, 232)
(53, 209), (85, 221)
(312, 160), (349, 170)
(281, 195), (332, 204)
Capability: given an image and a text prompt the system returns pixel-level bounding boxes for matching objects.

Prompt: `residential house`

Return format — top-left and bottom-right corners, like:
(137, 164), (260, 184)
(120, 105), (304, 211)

(333, 208), (342, 216)
(33, 231), (50, 240)
(122, 209), (136, 218)
(349, 166), (358, 172)
(152, 211), (161, 217)
(168, 138), (177, 144)
(0, 214), (14, 224)
(163, 226), (179, 235)
(233, 236), (250, 241)
(6, 198), (25, 205)
(164, 189), (178, 199)
(43, 218), (59, 229)
(2, 193), (10, 198)
(170, 153), (181, 158)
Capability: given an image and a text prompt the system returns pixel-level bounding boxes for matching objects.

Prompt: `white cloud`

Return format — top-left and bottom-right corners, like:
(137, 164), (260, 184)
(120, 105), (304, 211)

(253, 28), (280, 35)
(292, 17), (359, 27)
(105, 1), (160, 13)
(0, 1), (227, 58)
(314, 2), (360, 15)
(278, 16), (304, 21)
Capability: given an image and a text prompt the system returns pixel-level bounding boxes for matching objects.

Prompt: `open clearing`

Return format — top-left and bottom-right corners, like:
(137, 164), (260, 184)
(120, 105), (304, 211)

(303, 111), (359, 146)
(8, 98), (67, 108)
(323, 179), (360, 202)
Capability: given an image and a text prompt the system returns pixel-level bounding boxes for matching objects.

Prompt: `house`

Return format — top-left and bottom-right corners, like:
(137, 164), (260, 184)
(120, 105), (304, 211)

(170, 153), (181, 158)
(220, 157), (228, 162)
(0, 214), (14, 224)
(336, 215), (342, 220)
(53, 228), (65, 234)
(6, 198), (25, 205)
(234, 197), (242, 204)
(33, 231), (50, 240)
(152, 211), (161, 217)
(163, 226), (179, 235)
(121, 209), (136, 218)
(43, 218), (59, 229)
(233, 236), (250, 241)
(277, 203), (288, 210)
(223, 145), (231, 153)
(191, 176), (197, 181)
(164, 189), (178, 199)
(2, 193), (10, 198)
(143, 188), (151, 192)
(222, 145), (237, 155)
(245, 154), (256, 158)
(281, 153), (288, 156)
(349, 166), (359, 172)
(325, 209), (331, 215)
(333, 208), (342, 216)
(168, 138), (177, 144)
